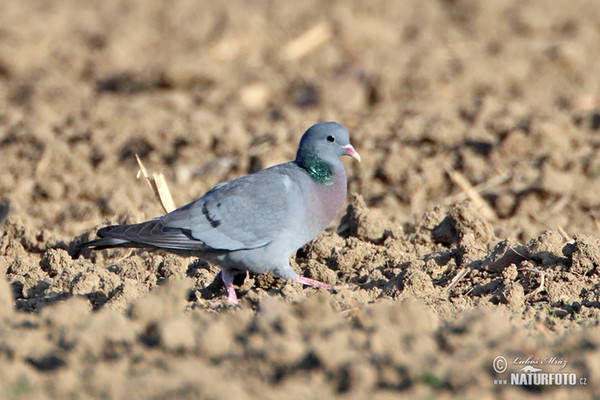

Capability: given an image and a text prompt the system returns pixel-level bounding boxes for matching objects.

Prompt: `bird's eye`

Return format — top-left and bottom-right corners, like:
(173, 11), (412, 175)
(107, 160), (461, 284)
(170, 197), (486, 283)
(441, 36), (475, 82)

(327, 135), (335, 142)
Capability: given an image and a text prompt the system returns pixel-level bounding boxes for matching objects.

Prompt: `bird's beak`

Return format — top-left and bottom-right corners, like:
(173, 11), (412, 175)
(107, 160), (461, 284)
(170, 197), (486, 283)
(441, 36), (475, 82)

(342, 144), (361, 162)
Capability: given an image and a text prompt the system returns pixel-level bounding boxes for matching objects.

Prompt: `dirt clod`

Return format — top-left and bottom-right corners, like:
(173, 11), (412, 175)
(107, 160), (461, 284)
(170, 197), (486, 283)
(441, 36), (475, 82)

(1, 1), (600, 398)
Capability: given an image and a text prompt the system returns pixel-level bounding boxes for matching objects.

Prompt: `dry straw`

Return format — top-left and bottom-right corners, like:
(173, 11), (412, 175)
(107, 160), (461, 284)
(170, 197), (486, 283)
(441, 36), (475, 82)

(135, 154), (176, 214)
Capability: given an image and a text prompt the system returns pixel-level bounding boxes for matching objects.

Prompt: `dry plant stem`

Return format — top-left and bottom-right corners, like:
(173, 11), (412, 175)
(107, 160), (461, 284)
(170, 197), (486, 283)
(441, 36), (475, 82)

(135, 154), (176, 214)
(550, 196), (570, 214)
(152, 172), (176, 213)
(281, 22), (332, 61)
(556, 224), (572, 243)
(446, 267), (471, 293)
(448, 172), (511, 203)
(521, 267), (546, 298)
(114, 249), (134, 263)
(446, 167), (497, 222)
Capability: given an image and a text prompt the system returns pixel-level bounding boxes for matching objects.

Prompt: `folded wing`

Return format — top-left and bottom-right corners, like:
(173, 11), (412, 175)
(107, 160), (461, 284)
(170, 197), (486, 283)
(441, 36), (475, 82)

(161, 166), (294, 251)
(89, 164), (296, 253)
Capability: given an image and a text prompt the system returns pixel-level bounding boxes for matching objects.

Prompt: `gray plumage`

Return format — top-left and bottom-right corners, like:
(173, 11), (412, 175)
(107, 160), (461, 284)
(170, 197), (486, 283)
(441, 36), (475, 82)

(83, 122), (361, 304)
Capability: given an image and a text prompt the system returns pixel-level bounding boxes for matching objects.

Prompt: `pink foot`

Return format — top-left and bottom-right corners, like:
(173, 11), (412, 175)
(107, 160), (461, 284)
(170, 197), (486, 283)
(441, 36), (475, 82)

(221, 270), (239, 305)
(296, 276), (348, 291)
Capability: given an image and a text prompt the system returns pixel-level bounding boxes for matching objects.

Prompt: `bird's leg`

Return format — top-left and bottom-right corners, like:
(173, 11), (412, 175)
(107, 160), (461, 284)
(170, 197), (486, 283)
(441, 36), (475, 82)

(221, 270), (238, 305)
(296, 276), (347, 290)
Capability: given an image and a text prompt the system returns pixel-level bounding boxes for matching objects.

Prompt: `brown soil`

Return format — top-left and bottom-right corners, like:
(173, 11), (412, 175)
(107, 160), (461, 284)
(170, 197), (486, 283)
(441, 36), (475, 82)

(1, 0), (600, 398)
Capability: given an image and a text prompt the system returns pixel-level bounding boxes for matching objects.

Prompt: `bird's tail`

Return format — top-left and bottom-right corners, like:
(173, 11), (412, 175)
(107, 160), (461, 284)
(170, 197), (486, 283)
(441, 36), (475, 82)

(79, 224), (141, 249)
(79, 219), (202, 253)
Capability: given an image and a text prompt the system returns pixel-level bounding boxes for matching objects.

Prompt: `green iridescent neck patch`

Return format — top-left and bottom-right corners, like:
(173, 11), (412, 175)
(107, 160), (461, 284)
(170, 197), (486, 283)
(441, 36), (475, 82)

(297, 153), (332, 185)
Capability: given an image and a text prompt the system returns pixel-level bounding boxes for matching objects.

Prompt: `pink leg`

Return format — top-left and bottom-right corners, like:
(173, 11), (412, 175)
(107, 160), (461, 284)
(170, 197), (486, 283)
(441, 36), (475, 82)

(221, 270), (238, 305)
(296, 276), (348, 290)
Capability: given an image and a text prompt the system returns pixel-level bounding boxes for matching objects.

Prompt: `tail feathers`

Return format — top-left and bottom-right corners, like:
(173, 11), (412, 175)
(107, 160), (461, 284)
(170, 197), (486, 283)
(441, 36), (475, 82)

(80, 220), (207, 252)
(79, 223), (138, 249)
(79, 236), (134, 249)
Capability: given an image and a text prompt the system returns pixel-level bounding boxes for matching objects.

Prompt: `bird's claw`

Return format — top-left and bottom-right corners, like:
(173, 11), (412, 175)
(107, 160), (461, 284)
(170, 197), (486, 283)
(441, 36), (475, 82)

(296, 276), (348, 291)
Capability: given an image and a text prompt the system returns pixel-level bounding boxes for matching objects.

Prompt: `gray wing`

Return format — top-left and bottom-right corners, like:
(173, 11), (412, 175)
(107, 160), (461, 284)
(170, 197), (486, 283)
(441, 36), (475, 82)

(158, 163), (298, 251)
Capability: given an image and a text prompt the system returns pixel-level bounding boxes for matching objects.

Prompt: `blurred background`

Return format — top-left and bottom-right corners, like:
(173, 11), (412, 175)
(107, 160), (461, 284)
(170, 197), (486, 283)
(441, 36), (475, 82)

(2, 2), (600, 399)
(2, 0), (600, 242)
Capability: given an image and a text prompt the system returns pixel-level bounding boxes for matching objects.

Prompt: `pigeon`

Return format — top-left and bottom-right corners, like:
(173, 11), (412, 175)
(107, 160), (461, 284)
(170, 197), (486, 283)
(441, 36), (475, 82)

(82, 122), (360, 304)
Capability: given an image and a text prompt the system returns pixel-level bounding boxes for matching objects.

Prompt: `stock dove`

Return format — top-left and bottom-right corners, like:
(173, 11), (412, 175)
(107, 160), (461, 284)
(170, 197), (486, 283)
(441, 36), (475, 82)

(83, 122), (360, 304)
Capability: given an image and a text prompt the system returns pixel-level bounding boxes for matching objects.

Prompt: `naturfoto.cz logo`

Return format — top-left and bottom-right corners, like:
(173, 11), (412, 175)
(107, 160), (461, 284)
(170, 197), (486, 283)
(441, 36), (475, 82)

(492, 355), (587, 387)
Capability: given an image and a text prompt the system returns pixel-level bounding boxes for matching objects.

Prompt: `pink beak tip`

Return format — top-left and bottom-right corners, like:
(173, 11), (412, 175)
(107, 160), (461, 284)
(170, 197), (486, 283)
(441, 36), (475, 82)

(343, 144), (361, 163)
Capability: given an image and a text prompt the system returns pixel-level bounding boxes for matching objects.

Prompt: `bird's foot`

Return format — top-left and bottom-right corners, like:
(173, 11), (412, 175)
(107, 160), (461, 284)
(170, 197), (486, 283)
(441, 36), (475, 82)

(226, 287), (238, 305)
(296, 276), (348, 291)
(221, 270), (239, 305)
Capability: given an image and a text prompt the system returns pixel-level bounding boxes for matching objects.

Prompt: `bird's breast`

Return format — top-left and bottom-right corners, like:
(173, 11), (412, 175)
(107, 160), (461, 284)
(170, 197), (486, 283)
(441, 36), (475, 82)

(307, 166), (347, 232)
